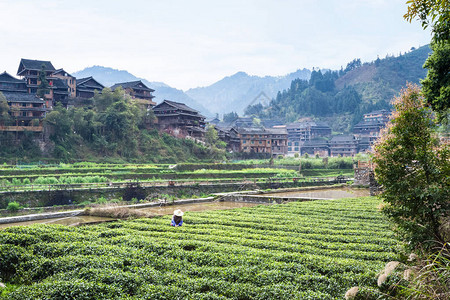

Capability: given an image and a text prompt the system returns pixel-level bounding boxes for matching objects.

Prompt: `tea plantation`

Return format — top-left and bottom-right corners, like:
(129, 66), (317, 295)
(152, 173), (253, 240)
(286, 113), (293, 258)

(0, 197), (399, 299)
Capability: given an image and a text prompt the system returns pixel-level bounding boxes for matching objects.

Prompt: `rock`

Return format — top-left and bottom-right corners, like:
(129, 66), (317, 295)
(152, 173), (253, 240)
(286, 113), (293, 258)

(377, 273), (388, 287)
(384, 261), (400, 276)
(344, 286), (359, 299)
(0, 282), (5, 288)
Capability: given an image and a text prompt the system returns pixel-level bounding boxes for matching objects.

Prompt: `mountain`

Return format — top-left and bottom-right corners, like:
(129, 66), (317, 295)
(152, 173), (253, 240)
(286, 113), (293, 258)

(251, 45), (432, 132)
(185, 69), (312, 115)
(72, 66), (212, 116)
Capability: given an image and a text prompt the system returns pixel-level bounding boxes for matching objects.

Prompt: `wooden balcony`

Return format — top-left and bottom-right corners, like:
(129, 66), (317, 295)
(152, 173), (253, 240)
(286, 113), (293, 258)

(0, 125), (43, 132)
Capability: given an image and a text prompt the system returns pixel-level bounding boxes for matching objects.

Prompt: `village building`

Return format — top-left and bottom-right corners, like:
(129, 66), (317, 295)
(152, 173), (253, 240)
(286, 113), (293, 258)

(236, 127), (288, 157)
(300, 138), (330, 157)
(153, 100), (206, 140)
(16, 59), (73, 107)
(0, 72), (28, 94)
(329, 135), (359, 157)
(0, 92), (46, 133)
(0, 71), (46, 134)
(286, 121), (331, 155)
(111, 80), (156, 109)
(17, 59), (56, 95)
(353, 109), (391, 151)
(237, 127), (271, 154)
(206, 116), (220, 126)
(267, 128), (288, 157)
(75, 77), (105, 99)
(363, 109), (390, 123)
(229, 117), (254, 128)
(357, 136), (371, 153)
(51, 78), (70, 105)
(52, 69), (76, 98)
(213, 125), (240, 152)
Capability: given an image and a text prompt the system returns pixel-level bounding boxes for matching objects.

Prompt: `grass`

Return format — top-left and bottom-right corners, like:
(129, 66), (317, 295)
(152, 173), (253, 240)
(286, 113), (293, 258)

(84, 205), (157, 219)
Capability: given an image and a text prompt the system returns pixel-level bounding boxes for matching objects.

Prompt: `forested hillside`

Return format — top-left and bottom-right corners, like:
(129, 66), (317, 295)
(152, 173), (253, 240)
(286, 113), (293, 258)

(246, 45), (431, 132)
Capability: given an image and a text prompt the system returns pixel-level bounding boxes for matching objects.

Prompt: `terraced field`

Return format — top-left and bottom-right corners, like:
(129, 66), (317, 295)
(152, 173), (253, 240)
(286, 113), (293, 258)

(0, 197), (398, 299)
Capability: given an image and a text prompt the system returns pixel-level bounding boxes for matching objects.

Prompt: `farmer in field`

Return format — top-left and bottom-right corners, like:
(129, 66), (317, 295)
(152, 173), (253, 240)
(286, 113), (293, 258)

(171, 209), (184, 227)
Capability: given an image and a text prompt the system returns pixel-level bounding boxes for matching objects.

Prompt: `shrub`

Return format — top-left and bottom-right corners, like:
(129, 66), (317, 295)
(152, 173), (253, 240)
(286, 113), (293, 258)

(6, 201), (21, 212)
(373, 85), (450, 250)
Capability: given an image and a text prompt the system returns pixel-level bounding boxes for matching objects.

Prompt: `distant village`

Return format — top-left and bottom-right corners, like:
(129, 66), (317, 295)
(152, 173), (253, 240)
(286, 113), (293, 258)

(0, 58), (390, 158)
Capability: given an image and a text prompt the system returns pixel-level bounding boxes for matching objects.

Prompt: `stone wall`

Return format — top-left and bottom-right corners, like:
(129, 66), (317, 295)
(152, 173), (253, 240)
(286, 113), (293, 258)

(354, 167), (371, 186)
(0, 180), (341, 209)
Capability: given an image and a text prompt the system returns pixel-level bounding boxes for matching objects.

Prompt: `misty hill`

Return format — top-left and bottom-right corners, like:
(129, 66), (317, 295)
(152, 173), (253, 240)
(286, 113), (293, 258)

(185, 69), (311, 115)
(249, 45), (432, 132)
(72, 66), (211, 116)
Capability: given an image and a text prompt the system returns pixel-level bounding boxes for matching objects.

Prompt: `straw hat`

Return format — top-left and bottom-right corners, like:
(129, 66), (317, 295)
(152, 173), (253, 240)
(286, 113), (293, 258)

(174, 209), (184, 217)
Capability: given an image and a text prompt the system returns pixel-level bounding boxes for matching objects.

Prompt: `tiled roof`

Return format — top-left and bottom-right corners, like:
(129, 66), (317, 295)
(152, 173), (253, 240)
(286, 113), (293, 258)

(2, 92), (45, 103)
(286, 121), (331, 130)
(76, 77), (105, 89)
(52, 69), (74, 77)
(365, 109), (389, 115)
(330, 135), (356, 142)
(110, 80), (154, 92)
(266, 128), (288, 135)
(0, 72), (24, 83)
(302, 138), (329, 147)
(19, 59), (55, 71)
(155, 100), (199, 113)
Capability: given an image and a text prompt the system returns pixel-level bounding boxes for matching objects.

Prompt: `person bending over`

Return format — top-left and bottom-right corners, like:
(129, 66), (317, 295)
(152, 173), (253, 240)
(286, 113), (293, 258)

(171, 209), (184, 227)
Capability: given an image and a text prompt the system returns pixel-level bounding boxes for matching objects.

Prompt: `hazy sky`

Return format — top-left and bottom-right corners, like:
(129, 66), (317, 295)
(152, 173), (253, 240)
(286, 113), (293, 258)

(0, 0), (430, 90)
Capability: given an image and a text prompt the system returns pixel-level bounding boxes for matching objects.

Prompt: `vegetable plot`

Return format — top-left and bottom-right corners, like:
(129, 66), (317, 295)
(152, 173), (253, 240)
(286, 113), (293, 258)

(0, 197), (398, 299)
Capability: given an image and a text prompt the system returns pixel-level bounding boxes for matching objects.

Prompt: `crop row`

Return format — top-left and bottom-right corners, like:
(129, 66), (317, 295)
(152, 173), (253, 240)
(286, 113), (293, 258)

(0, 197), (398, 299)
(0, 169), (299, 183)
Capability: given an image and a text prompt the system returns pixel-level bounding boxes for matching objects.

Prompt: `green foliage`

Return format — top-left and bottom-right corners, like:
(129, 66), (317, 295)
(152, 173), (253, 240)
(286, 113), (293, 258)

(0, 197), (399, 299)
(6, 201), (21, 212)
(0, 92), (11, 124)
(373, 84), (450, 250)
(205, 125), (227, 160)
(405, 0), (450, 43)
(250, 47), (430, 132)
(14, 87), (222, 163)
(422, 41), (450, 122)
(36, 66), (50, 99)
(397, 246), (450, 299)
(223, 111), (238, 123)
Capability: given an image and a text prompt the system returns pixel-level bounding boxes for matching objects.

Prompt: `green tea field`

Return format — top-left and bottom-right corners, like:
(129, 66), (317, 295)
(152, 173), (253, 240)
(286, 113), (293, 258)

(0, 197), (398, 299)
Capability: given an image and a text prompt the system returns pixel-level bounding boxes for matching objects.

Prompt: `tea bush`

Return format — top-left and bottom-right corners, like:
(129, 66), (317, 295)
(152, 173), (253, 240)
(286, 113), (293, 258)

(0, 197), (398, 299)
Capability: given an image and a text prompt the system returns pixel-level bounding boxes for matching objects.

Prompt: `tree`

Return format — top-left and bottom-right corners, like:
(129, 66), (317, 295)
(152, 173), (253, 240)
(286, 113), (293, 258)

(244, 103), (263, 117)
(344, 58), (362, 73)
(223, 111), (238, 123)
(421, 41), (450, 122)
(0, 92), (11, 125)
(373, 84), (449, 250)
(404, 0), (450, 43)
(36, 66), (50, 99)
(44, 102), (74, 159)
